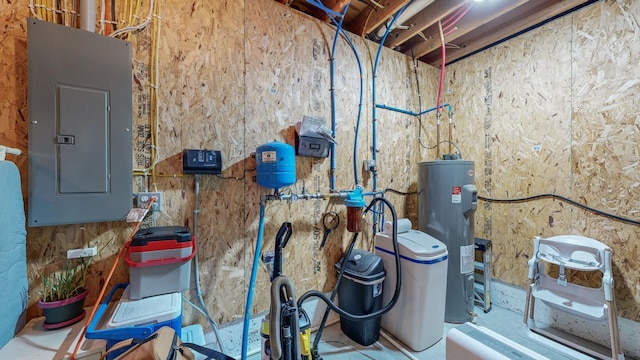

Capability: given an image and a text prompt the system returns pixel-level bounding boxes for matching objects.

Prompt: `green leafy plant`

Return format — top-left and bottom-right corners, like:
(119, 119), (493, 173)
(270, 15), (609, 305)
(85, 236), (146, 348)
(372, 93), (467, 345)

(39, 259), (89, 303)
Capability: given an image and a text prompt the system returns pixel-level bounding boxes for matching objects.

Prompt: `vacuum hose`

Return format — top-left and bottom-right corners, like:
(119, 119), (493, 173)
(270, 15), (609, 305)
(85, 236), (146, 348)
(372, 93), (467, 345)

(297, 197), (402, 321)
(270, 275), (301, 360)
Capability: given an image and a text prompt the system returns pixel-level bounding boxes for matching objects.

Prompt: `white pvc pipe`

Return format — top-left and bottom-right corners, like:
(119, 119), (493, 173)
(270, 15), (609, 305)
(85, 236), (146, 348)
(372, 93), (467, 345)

(376, 0), (435, 38)
(80, 0), (96, 32)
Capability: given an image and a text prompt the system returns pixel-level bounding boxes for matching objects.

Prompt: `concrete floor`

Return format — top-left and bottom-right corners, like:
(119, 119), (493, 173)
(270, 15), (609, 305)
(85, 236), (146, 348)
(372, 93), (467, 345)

(246, 305), (585, 360)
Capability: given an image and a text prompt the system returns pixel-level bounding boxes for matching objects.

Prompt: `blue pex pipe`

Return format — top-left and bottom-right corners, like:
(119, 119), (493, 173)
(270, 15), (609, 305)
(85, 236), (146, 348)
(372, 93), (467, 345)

(372, 4), (409, 192)
(305, 0), (342, 18)
(241, 202), (266, 359)
(375, 103), (452, 117)
(329, 5), (348, 190)
(328, 14), (363, 187)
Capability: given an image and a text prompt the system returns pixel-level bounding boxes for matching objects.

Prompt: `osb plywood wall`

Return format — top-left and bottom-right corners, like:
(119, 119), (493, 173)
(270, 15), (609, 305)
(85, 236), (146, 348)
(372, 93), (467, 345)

(448, 0), (640, 320)
(2, 0), (638, 328)
(1, 0), (437, 326)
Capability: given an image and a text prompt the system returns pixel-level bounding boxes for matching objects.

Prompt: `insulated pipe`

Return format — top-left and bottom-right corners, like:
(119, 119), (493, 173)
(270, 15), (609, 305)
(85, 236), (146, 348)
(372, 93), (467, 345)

(80, 0), (96, 32)
(241, 202), (266, 360)
(375, 0), (435, 39)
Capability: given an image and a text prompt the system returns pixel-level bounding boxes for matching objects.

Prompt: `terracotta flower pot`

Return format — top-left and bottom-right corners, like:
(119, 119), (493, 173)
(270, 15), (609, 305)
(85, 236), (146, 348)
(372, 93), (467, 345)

(38, 289), (88, 330)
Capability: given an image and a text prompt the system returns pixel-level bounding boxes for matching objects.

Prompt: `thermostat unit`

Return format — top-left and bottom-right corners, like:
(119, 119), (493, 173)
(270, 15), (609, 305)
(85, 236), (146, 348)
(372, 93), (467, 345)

(182, 149), (222, 174)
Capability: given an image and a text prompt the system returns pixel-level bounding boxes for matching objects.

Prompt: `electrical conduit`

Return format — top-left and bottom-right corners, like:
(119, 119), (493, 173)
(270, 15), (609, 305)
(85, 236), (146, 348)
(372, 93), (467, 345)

(241, 202), (266, 360)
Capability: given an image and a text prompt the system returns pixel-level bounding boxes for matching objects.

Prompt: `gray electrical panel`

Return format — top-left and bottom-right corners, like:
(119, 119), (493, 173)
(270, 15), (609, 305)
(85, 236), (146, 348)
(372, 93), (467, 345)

(27, 18), (132, 227)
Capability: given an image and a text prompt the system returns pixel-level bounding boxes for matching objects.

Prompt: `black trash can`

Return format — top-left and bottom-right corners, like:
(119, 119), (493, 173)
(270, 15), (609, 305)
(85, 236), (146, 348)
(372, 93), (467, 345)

(334, 249), (386, 346)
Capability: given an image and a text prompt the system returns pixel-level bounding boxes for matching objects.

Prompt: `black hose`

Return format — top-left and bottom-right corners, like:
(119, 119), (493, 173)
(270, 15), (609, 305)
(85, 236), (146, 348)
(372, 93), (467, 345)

(311, 232), (359, 357)
(384, 188), (417, 196)
(297, 197), (402, 322)
(479, 194), (640, 226)
(282, 325), (292, 360)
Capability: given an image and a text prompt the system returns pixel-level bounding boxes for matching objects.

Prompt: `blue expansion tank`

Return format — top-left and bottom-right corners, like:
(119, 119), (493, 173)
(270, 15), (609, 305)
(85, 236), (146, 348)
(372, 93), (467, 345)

(256, 141), (296, 189)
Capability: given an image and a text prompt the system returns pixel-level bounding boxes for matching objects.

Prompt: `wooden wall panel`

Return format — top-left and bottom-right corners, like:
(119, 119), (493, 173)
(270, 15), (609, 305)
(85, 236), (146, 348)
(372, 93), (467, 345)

(448, 0), (640, 319)
(3, 0), (638, 330)
(569, 0), (640, 318)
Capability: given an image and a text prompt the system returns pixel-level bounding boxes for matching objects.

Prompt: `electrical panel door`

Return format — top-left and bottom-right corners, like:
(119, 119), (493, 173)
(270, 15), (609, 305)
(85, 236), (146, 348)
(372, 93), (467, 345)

(27, 18), (132, 227)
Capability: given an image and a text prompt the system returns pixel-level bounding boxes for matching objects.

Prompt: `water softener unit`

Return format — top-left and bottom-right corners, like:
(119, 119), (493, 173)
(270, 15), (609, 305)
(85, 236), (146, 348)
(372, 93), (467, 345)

(418, 159), (477, 323)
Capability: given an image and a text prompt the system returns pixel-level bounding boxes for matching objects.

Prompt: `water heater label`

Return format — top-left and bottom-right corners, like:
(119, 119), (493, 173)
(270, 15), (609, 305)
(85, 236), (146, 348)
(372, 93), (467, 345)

(451, 186), (462, 203)
(460, 245), (474, 274)
(261, 151), (277, 162)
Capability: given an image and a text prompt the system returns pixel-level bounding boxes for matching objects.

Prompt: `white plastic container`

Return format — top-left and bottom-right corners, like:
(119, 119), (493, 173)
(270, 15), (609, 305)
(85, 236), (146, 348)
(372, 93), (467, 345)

(374, 219), (448, 351)
(107, 286), (182, 329)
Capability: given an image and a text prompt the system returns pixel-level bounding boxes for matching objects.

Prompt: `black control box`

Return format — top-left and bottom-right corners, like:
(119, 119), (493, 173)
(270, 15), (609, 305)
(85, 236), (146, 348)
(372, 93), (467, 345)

(182, 149), (222, 174)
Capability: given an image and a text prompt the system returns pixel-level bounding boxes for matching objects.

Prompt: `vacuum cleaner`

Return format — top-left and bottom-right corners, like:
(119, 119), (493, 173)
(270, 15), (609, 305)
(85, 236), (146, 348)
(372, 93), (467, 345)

(263, 222), (311, 360)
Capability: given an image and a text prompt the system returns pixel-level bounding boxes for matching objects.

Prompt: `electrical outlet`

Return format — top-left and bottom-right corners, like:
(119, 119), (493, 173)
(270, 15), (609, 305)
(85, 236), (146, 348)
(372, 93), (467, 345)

(363, 159), (376, 172)
(137, 192), (162, 211)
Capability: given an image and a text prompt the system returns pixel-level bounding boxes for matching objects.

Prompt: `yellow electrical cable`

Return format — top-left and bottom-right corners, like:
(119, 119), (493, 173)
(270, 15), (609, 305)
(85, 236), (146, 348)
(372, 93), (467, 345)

(150, 0), (160, 187)
(51, 0), (56, 23)
(43, 0), (49, 22)
(129, 0), (159, 179)
(61, 0), (66, 26)
(120, 0), (128, 29)
(132, 0), (142, 28)
(32, 0), (40, 20)
(127, 0), (135, 27)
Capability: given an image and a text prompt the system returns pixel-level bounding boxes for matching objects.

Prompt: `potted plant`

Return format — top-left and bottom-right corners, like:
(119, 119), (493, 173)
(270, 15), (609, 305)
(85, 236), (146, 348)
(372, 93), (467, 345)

(37, 258), (90, 329)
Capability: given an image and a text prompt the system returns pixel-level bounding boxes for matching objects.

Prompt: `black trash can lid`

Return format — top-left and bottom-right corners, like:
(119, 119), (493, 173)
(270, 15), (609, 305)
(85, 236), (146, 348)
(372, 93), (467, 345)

(335, 249), (385, 282)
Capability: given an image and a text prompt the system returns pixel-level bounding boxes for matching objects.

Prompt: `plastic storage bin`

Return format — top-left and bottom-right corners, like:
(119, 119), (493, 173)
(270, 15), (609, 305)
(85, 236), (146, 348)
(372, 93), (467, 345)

(334, 249), (385, 346)
(86, 283), (182, 360)
(375, 220), (448, 351)
(126, 226), (195, 299)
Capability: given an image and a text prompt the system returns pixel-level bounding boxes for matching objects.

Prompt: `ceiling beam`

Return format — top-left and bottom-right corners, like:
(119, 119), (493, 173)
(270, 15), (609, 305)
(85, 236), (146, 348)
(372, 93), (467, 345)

(386, 0), (469, 49)
(425, 0), (592, 66)
(345, 0), (411, 37)
(407, 0), (529, 59)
